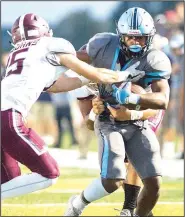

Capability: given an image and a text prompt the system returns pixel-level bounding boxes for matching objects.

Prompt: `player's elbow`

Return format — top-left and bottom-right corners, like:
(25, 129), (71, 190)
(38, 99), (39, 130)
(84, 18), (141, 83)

(159, 102), (167, 110)
(157, 93), (169, 110)
(162, 102), (168, 110)
(158, 99), (168, 110)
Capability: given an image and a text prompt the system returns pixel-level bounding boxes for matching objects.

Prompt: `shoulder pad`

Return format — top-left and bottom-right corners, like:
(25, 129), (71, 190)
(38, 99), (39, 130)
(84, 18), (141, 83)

(86, 32), (118, 59)
(47, 37), (76, 55)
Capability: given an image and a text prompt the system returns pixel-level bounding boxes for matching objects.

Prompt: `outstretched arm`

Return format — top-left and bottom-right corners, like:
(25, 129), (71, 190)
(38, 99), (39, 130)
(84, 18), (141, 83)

(47, 73), (82, 93)
(112, 79), (170, 110)
(57, 53), (119, 84)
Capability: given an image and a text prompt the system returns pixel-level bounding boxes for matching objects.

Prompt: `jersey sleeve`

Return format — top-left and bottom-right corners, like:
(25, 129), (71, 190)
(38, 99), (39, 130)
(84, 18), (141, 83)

(46, 37), (76, 66)
(143, 50), (172, 85)
(79, 44), (87, 51)
(69, 86), (94, 100)
(86, 33), (114, 60)
(48, 37), (76, 55)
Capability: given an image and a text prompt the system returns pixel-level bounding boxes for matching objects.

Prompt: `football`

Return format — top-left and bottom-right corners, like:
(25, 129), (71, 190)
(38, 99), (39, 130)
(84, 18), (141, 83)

(131, 83), (146, 95)
(124, 83), (146, 110)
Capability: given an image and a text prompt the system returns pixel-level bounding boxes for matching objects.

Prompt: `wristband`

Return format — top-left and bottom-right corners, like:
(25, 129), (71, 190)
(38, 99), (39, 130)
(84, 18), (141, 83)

(88, 109), (96, 121)
(130, 110), (143, 120)
(125, 93), (141, 105)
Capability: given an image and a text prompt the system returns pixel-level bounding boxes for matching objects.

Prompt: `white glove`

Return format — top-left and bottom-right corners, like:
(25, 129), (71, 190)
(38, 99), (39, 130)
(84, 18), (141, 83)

(117, 61), (145, 82)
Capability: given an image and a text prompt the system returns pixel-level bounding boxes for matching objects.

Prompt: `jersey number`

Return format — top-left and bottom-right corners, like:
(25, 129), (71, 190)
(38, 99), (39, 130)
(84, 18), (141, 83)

(6, 48), (29, 77)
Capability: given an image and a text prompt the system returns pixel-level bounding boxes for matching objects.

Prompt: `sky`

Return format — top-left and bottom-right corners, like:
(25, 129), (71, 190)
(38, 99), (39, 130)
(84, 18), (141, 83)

(1, 1), (119, 26)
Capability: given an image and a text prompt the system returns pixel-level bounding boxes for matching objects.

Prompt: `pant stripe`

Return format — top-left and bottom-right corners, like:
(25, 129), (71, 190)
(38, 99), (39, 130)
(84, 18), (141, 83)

(12, 109), (47, 156)
(99, 129), (109, 178)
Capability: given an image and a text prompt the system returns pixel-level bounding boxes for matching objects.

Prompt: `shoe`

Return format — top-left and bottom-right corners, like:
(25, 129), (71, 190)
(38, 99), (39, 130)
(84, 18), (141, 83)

(78, 156), (87, 160)
(63, 195), (82, 216)
(120, 209), (132, 216)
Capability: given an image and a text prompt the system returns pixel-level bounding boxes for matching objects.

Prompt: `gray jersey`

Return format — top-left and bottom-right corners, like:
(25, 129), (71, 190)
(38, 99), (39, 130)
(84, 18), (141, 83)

(86, 33), (169, 179)
(86, 32), (172, 106)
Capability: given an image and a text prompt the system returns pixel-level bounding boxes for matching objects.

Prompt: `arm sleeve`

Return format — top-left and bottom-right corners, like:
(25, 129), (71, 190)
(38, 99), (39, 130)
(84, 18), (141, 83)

(143, 50), (172, 85)
(46, 37), (76, 66)
(69, 86), (94, 100)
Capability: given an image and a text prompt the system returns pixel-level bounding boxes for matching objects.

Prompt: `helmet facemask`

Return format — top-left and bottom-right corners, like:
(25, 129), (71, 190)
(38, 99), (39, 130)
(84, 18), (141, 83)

(117, 30), (154, 58)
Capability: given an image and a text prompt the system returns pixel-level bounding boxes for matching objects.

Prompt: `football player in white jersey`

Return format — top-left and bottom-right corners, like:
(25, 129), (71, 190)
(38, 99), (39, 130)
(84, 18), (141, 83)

(1, 13), (142, 200)
(64, 7), (171, 217)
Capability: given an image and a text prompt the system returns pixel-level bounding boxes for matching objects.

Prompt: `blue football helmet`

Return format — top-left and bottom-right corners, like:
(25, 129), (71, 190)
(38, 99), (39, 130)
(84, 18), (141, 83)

(116, 7), (156, 57)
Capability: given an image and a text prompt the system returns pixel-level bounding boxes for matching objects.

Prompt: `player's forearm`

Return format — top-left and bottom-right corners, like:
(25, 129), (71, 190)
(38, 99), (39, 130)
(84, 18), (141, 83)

(58, 53), (119, 84)
(112, 108), (158, 121)
(47, 76), (82, 93)
(140, 109), (158, 120)
(138, 93), (169, 110)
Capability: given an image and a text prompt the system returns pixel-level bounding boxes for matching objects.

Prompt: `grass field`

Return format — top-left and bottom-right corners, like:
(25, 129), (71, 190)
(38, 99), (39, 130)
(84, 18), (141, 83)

(2, 166), (184, 216)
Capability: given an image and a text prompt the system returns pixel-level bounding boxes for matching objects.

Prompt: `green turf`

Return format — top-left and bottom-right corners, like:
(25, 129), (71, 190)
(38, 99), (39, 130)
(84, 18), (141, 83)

(2, 167), (184, 216)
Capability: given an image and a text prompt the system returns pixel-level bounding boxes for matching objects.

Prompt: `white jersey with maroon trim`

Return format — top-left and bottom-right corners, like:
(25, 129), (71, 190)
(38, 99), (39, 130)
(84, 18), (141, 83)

(1, 36), (76, 117)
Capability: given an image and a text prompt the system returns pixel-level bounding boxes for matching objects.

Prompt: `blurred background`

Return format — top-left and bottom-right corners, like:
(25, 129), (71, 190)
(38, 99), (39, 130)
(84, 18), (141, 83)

(1, 1), (184, 167)
(1, 1), (184, 216)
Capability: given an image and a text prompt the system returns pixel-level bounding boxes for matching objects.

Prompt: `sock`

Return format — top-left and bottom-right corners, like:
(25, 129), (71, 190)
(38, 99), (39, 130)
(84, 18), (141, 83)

(72, 192), (89, 211)
(1, 172), (58, 200)
(123, 184), (141, 215)
(73, 178), (110, 210)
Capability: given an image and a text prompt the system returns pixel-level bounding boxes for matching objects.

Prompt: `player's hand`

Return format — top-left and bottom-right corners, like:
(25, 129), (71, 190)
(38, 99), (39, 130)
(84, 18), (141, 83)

(112, 82), (131, 104)
(107, 105), (131, 121)
(92, 96), (105, 115)
(98, 70), (120, 84)
(117, 61), (145, 82)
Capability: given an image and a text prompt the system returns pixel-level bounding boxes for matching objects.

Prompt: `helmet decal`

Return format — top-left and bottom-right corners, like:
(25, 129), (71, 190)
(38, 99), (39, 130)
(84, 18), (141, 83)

(18, 14), (26, 41)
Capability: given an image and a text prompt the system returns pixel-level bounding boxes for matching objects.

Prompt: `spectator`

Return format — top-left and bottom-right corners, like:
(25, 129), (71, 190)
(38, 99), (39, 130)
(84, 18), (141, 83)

(162, 32), (184, 159)
(51, 92), (78, 148)
(27, 92), (58, 146)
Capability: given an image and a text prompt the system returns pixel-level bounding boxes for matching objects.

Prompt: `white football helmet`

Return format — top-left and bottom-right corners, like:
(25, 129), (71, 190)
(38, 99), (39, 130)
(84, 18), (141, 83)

(116, 7), (156, 57)
(10, 13), (53, 45)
